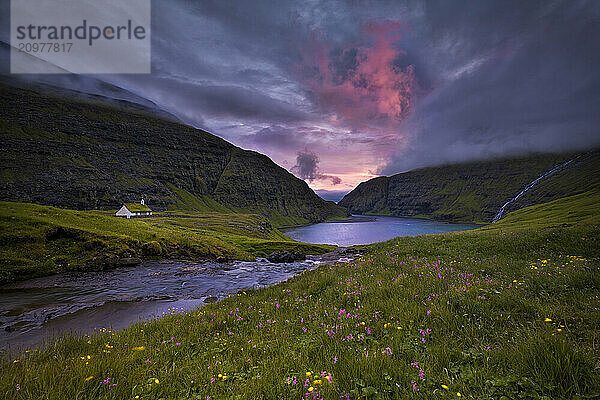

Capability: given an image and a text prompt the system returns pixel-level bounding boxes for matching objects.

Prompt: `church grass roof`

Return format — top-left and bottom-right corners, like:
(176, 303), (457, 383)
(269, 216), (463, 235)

(124, 203), (152, 212)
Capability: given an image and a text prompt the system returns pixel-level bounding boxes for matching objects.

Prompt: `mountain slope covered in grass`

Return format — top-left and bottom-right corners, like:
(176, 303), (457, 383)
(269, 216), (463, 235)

(339, 150), (600, 223)
(0, 82), (346, 227)
(1, 190), (598, 399)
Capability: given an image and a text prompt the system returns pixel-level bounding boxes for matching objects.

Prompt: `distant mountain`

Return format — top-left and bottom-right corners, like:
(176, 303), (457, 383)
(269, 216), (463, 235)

(0, 82), (347, 227)
(339, 150), (600, 223)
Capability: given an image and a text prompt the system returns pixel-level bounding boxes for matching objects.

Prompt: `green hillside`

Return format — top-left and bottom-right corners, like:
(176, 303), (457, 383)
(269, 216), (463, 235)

(2, 190), (598, 399)
(339, 150), (600, 223)
(0, 201), (334, 285)
(0, 82), (347, 227)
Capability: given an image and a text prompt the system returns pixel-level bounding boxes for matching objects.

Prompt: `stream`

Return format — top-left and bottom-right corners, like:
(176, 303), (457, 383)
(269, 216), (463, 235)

(0, 257), (331, 353)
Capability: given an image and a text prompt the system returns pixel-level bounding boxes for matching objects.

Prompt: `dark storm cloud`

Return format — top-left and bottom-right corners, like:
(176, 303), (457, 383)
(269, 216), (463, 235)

(382, 0), (600, 173)
(292, 150), (342, 185)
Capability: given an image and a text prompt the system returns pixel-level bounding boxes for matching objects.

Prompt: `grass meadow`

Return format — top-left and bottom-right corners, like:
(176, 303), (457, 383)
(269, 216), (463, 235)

(1, 190), (599, 399)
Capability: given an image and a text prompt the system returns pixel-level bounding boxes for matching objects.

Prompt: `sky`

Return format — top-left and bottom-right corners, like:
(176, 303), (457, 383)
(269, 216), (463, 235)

(2, 0), (600, 201)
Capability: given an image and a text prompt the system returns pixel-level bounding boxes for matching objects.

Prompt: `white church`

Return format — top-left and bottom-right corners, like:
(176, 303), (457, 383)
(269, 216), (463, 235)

(115, 199), (153, 218)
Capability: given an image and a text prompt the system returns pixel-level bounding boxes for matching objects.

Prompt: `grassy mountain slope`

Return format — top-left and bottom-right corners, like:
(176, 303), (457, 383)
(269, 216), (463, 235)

(339, 150), (600, 223)
(1, 190), (598, 399)
(0, 201), (334, 285)
(0, 82), (346, 226)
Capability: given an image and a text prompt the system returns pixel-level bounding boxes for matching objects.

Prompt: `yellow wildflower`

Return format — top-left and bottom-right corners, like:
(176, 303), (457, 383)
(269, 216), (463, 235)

(457, 392), (462, 397)
(306, 372), (311, 377)
(85, 376), (94, 381)
(154, 379), (160, 384)
(442, 384), (449, 390)
(308, 387), (314, 392)
(314, 379), (322, 385)
(544, 318), (552, 322)
(133, 346), (145, 351)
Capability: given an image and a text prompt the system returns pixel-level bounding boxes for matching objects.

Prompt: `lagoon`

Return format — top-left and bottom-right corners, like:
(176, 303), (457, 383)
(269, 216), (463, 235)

(282, 215), (482, 246)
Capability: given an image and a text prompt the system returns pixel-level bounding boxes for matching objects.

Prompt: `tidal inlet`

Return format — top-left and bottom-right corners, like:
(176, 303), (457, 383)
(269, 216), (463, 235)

(1, 1), (599, 399)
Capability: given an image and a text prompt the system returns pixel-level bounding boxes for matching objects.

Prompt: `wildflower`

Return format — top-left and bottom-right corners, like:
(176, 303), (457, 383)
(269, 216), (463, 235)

(133, 346), (145, 351)
(441, 384), (449, 390)
(314, 379), (322, 385)
(154, 379), (160, 384)
(306, 372), (311, 377)
(308, 386), (314, 392)
(85, 376), (94, 381)
(544, 318), (552, 322)
(457, 392), (461, 397)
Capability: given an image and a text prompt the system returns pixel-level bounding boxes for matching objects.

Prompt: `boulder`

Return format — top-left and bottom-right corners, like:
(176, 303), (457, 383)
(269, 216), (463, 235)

(118, 257), (142, 267)
(266, 250), (306, 263)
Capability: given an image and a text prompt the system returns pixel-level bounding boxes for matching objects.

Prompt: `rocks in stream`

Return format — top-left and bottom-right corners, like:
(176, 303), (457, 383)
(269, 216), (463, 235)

(314, 247), (362, 264)
(266, 250), (306, 263)
(118, 257), (143, 267)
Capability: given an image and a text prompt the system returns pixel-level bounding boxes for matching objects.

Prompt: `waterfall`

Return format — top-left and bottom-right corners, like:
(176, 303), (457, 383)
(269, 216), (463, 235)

(492, 155), (584, 222)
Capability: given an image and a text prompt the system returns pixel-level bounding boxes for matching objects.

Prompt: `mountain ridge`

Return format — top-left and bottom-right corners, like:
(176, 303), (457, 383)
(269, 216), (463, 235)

(0, 82), (347, 227)
(339, 149), (600, 223)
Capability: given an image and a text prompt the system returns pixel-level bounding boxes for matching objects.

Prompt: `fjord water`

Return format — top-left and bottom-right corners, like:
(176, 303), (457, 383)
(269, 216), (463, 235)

(283, 215), (481, 246)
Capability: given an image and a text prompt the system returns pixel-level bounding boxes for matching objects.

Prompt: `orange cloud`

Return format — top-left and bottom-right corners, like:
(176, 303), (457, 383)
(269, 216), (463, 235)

(295, 21), (418, 130)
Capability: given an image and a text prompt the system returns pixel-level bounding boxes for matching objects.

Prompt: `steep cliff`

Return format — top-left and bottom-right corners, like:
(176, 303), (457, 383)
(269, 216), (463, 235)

(339, 150), (600, 223)
(0, 82), (347, 226)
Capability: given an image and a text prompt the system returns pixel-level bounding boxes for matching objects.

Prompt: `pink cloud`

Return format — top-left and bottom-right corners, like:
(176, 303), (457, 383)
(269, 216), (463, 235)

(295, 21), (418, 130)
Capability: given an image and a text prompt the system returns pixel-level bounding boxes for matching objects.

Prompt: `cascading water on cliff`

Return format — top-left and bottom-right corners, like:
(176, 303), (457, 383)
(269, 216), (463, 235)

(492, 155), (584, 222)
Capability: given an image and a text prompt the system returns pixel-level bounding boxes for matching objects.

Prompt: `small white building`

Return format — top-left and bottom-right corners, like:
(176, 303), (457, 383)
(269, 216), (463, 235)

(115, 199), (153, 218)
